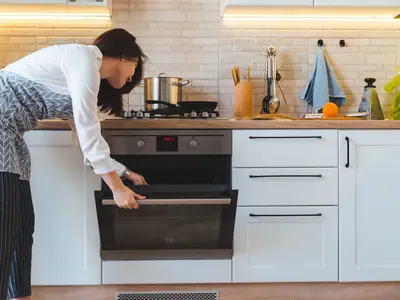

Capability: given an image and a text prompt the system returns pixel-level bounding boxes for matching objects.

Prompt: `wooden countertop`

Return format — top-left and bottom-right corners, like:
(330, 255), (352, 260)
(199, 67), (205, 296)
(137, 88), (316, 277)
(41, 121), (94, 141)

(35, 118), (400, 130)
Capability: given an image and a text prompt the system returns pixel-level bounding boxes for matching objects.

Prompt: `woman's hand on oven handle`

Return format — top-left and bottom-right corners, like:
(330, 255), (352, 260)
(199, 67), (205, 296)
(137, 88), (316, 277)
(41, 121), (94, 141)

(101, 170), (146, 209)
(113, 185), (146, 209)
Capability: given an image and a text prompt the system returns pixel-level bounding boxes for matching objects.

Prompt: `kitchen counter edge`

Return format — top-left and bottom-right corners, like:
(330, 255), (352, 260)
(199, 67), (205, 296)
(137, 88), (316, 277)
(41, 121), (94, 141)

(34, 119), (400, 130)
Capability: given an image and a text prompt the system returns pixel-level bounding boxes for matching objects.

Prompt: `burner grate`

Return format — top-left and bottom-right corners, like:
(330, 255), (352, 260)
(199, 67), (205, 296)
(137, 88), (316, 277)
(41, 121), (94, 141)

(121, 109), (219, 119)
(115, 291), (219, 300)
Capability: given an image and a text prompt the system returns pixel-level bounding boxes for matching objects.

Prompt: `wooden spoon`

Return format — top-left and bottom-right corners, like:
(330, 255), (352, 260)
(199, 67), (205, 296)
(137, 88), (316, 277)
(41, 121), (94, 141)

(232, 67), (238, 86)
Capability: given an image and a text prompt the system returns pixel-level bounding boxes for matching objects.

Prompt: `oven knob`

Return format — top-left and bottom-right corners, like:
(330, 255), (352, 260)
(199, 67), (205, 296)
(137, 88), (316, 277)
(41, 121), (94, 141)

(136, 110), (144, 118)
(189, 140), (198, 148)
(137, 140), (145, 148)
(201, 111), (210, 118)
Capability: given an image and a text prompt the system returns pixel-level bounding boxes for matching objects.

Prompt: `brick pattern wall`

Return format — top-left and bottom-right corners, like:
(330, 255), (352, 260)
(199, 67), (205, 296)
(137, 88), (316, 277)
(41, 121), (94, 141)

(1, 0), (400, 118)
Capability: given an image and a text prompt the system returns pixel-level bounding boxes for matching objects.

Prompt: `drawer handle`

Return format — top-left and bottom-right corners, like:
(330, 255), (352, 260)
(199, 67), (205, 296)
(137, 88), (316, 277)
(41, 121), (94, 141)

(249, 136), (322, 139)
(345, 137), (350, 168)
(249, 213), (323, 217)
(249, 174), (322, 178)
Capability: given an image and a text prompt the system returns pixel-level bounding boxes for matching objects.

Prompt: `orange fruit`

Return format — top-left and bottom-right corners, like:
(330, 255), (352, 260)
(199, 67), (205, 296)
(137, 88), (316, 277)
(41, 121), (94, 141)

(322, 102), (339, 118)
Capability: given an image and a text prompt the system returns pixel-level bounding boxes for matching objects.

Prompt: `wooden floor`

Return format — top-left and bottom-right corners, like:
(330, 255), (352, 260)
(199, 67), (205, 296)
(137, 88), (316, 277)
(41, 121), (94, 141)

(32, 282), (400, 300)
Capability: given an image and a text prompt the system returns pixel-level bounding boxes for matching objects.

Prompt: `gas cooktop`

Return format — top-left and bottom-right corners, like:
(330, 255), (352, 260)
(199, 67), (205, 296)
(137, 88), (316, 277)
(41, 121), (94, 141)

(116, 108), (220, 120)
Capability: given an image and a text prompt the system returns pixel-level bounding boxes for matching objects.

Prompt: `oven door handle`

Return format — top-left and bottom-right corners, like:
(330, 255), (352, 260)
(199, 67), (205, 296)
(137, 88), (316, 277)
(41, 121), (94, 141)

(101, 198), (232, 206)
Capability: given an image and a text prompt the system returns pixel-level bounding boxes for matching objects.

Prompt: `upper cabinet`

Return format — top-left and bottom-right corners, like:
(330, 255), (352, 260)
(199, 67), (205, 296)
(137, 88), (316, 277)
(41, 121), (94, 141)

(314, 0), (400, 6)
(222, 0), (400, 19)
(0, 0), (111, 5)
(0, 0), (112, 16)
(224, 0), (400, 7)
(222, 0), (314, 18)
(223, 0), (313, 6)
(0, 0), (67, 3)
(67, 0), (111, 6)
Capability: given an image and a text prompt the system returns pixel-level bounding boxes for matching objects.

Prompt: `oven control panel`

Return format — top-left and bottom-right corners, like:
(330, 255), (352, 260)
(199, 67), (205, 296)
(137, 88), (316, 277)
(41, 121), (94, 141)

(156, 135), (178, 152)
(103, 129), (232, 155)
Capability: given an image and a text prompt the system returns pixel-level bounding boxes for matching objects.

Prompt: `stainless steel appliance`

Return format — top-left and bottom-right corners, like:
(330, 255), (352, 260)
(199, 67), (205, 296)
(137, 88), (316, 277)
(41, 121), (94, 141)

(94, 129), (238, 261)
(142, 73), (191, 110)
(121, 105), (220, 119)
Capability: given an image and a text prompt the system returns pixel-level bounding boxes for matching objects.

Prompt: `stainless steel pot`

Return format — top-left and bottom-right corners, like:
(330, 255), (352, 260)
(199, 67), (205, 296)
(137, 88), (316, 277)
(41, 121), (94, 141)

(142, 73), (190, 110)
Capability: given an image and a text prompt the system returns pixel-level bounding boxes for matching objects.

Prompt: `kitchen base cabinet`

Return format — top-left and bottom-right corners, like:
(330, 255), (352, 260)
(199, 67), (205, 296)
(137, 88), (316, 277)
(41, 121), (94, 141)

(232, 206), (338, 283)
(25, 131), (101, 285)
(232, 130), (338, 168)
(233, 167), (338, 206)
(339, 130), (400, 282)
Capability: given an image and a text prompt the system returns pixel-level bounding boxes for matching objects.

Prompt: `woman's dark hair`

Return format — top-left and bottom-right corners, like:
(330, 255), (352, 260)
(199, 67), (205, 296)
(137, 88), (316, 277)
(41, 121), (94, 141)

(93, 28), (147, 116)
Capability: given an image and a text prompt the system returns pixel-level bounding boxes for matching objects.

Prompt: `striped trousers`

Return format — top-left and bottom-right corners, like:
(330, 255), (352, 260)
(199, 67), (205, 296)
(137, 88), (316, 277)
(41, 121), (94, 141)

(0, 172), (34, 300)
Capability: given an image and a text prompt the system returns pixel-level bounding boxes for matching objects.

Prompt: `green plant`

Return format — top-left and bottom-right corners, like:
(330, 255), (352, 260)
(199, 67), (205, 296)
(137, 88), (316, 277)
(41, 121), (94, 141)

(384, 67), (400, 120)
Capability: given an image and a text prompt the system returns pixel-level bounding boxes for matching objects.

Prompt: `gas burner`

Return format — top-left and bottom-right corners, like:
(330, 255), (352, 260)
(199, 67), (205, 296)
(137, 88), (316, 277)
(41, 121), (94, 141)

(120, 108), (219, 119)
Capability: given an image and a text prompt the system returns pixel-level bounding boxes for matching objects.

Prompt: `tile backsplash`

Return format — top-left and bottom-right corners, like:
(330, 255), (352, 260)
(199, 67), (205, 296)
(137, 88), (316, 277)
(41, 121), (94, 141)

(1, 0), (399, 118)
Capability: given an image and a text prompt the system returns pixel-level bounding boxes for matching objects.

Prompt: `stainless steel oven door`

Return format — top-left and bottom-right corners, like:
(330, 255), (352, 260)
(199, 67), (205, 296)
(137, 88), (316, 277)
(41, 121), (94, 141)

(94, 185), (238, 261)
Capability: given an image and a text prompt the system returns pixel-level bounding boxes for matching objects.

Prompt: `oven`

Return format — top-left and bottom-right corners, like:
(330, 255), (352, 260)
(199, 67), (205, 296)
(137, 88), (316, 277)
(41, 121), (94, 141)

(94, 129), (238, 261)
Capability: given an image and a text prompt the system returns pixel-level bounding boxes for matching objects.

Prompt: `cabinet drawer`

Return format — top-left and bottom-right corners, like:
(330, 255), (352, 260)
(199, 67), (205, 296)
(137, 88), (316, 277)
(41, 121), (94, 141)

(233, 206), (338, 283)
(102, 260), (231, 284)
(233, 130), (338, 167)
(233, 168), (338, 206)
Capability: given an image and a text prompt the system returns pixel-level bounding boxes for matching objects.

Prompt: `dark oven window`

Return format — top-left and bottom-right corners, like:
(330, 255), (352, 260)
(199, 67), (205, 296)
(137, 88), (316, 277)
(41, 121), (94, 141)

(106, 155), (232, 186)
(109, 205), (228, 250)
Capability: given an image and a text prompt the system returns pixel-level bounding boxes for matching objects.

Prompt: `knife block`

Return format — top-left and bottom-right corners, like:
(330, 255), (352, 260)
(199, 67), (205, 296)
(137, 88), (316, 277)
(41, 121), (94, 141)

(234, 81), (253, 118)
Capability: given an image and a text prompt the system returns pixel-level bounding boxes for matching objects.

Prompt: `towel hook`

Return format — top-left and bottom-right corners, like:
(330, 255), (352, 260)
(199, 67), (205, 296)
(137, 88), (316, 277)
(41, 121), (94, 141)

(339, 39), (345, 47)
(317, 39), (323, 47)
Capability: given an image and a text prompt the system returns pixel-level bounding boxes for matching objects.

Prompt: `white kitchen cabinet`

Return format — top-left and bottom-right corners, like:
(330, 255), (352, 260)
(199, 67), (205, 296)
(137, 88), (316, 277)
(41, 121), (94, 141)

(233, 206), (338, 283)
(25, 130), (101, 286)
(233, 167), (338, 206)
(314, 0), (400, 6)
(67, 0), (111, 7)
(0, 0), (111, 8)
(339, 130), (400, 282)
(0, 0), (66, 3)
(233, 130), (338, 168)
(224, 0), (313, 6)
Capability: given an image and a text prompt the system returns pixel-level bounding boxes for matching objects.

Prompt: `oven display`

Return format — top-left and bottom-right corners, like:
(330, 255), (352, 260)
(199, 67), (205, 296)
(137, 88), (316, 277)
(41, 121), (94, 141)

(157, 136), (178, 152)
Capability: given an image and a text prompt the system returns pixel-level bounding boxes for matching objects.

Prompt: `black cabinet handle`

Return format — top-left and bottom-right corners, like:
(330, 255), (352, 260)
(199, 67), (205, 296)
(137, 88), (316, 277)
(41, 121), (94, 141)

(249, 174), (322, 178)
(249, 136), (322, 139)
(250, 213), (323, 217)
(345, 137), (350, 168)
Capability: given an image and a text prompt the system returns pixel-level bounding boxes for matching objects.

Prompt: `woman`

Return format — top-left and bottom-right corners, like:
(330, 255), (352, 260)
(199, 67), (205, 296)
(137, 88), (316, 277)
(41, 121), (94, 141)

(0, 28), (147, 300)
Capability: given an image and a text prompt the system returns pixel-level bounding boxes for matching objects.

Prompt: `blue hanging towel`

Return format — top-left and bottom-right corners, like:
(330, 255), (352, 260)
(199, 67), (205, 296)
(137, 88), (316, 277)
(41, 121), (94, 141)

(300, 46), (346, 111)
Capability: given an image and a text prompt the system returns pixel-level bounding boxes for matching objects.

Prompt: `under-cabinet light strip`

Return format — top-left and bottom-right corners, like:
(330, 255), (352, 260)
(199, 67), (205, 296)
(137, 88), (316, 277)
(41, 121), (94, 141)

(0, 12), (110, 21)
(223, 16), (399, 22)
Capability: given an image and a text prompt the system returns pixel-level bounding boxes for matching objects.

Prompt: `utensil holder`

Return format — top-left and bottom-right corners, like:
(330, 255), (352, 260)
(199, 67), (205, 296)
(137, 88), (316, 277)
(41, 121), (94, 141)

(234, 81), (253, 118)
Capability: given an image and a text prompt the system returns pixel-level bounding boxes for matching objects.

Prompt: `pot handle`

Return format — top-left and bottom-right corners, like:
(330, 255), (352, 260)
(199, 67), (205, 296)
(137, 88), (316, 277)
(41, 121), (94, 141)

(172, 79), (191, 86)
